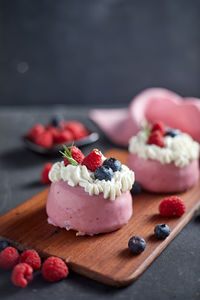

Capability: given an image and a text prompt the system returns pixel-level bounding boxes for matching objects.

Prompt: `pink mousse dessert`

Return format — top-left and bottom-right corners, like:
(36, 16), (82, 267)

(47, 147), (135, 236)
(128, 123), (199, 193)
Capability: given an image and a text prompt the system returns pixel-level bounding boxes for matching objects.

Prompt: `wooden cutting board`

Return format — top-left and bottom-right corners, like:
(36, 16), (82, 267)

(0, 149), (200, 287)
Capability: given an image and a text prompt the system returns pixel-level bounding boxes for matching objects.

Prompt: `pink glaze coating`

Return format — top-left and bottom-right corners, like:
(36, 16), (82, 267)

(128, 153), (199, 193)
(46, 181), (133, 235)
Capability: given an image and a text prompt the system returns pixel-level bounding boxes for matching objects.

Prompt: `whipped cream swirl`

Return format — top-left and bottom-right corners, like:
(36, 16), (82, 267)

(49, 161), (135, 201)
(129, 130), (199, 168)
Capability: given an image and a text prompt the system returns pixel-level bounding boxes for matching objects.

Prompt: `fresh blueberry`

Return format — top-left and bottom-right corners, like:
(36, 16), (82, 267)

(130, 181), (142, 195)
(103, 158), (122, 172)
(128, 236), (146, 254)
(94, 166), (113, 181)
(165, 128), (181, 138)
(154, 224), (171, 239)
(51, 115), (64, 128)
(0, 238), (9, 251)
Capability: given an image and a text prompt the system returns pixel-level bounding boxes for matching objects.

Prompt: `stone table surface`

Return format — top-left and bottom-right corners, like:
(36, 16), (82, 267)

(0, 106), (200, 300)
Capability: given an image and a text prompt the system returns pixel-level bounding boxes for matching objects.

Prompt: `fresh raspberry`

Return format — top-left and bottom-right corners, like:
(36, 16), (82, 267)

(54, 130), (73, 144)
(159, 196), (186, 217)
(63, 146), (85, 166)
(82, 149), (102, 172)
(0, 247), (19, 270)
(35, 131), (53, 148)
(42, 257), (69, 282)
(62, 121), (88, 140)
(11, 263), (33, 288)
(20, 250), (41, 270)
(41, 163), (53, 185)
(28, 124), (45, 141)
(147, 130), (165, 147)
(46, 126), (60, 143)
(151, 121), (165, 135)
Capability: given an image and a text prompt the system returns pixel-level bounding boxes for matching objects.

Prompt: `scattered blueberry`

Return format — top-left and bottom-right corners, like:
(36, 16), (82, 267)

(130, 181), (142, 195)
(154, 224), (171, 239)
(128, 236), (146, 254)
(165, 128), (181, 138)
(103, 158), (122, 172)
(0, 237), (9, 251)
(51, 115), (64, 128)
(94, 166), (114, 181)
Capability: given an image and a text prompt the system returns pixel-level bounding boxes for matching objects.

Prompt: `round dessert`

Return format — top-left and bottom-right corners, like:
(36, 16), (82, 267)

(128, 122), (200, 193)
(47, 146), (135, 235)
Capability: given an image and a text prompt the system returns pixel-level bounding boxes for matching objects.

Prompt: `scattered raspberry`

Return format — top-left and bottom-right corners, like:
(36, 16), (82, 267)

(82, 149), (102, 172)
(20, 250), (41, 270)
(28, 124), (45, 141)
(0, 247), (19, 270)
(151, 121), (165, 135)
(42, 257), (69, 282)
(35, 131), (53, 148)
(147, 130), (165, 147)
(54, 130), (73, 144)
(63, 146), (85, 166)
(62, 121), (88, 140)
(41, 163), (53, 185)
(11, 263), (33, 288)
(159, 196), (186, 217)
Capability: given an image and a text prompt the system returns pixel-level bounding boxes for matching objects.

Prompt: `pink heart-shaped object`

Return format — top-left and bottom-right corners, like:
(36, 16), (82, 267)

(90, 88), (200, 146)
(129, 88), (200, 142)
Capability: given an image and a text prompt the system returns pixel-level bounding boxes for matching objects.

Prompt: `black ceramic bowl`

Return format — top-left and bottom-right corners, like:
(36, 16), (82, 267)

(23, 131), (99, 155)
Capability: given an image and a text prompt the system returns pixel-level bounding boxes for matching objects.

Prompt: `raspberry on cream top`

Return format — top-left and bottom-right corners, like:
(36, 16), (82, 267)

(129, 130), (200, 168)
(49, 161), (135, 201)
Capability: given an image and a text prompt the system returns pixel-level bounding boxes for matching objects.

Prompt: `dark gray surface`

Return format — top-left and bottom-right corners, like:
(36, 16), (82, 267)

(0, 106), (200, 300)
(1, 0), (200, 106)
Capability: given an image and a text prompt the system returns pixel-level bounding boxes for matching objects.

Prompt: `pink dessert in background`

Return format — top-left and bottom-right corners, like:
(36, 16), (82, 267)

(128, 122), (200, 193)
(129, 154), (199, 193)
(47, 181), (133, 236)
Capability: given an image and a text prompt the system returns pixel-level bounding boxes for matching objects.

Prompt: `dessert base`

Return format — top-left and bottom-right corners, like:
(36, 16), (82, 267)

(128, 153), (199, 193)
(46, 181), (133, 235)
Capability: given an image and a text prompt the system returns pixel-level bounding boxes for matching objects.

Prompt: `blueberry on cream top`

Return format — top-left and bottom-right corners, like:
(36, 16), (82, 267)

(49, 146), (135, 201)
(129, 125), (199, 168)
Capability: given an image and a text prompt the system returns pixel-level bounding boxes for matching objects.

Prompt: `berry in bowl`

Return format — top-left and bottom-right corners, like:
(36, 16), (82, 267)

(23, 118), (99, 154)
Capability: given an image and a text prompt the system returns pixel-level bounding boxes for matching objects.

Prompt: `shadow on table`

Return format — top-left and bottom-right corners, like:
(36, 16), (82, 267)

(67, 271), (131, 293)
(19, 180), (42, 189)
(0, 269), (20, 297)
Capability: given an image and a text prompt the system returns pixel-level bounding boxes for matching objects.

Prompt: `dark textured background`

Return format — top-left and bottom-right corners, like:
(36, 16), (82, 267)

(0, 0), (200, 106)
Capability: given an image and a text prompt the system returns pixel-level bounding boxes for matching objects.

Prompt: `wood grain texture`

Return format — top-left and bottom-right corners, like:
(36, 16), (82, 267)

(0, 149), (200, 287)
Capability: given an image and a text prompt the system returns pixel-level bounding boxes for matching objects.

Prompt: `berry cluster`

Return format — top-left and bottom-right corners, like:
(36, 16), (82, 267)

(147, 121), (165, 147)
(146, 121), (181, 147)
(0, 244), (69, 288)
(40, 146), (123, 185)
(128, 195), (186, 254)
(27, 119), (89, 148)
(60, 145), (122, 181)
